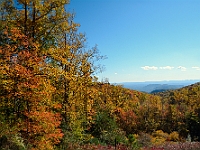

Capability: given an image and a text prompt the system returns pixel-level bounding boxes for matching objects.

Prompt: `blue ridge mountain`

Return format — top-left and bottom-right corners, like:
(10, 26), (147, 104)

(120, 80), (199, 93)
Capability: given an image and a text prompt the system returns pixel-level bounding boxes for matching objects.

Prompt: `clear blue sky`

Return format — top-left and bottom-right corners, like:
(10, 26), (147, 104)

(68, 0), (200, 83)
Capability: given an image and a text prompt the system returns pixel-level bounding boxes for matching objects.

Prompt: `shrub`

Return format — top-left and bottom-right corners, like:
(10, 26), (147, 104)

(0, 134), (27, 150)
(168, 131), (179, 142)
(89, 111), (128, 146)
(151, 130), (169, 145)
(128, 134), (140, 149)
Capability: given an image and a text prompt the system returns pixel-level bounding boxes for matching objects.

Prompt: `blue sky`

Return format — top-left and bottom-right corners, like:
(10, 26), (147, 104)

(68, 0), (200, 83)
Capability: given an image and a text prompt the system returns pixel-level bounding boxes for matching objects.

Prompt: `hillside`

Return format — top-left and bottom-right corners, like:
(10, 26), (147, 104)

(88, 81), (200, 145)
(153, 82), (200, 141)
(155, 82), (200, 98)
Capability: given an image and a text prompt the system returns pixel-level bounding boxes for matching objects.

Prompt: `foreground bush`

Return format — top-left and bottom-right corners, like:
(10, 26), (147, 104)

(151, 130), (169, 145)
(60, 143), (130, 150)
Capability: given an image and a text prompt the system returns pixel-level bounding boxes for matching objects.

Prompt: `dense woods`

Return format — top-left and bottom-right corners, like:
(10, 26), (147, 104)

(0, 0), (200, 149)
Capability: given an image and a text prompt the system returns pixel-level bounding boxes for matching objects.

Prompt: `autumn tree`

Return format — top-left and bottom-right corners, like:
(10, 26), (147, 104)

(0, 27), (63, 149)
(0, 0), (105, 148)
(49, 15), (105, 147)
(0, 0), (72, 148)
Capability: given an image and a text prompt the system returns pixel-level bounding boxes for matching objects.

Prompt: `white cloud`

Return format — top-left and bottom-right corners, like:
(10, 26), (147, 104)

(141, 66), (158, 70)
(114, 72), (118, 75)
(141, 65), (188, 71)
(159, 66), (174, 70)
(177, 66), (187, 71)
(192, 67), (200, 70)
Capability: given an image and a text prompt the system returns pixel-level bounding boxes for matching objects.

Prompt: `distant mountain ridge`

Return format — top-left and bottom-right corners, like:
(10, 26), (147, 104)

(144, 84), (183, 93)
(120, 80), (200, 93)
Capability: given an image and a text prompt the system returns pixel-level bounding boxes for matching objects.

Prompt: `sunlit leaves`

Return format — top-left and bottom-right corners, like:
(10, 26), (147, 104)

(0, 27), (63, 149)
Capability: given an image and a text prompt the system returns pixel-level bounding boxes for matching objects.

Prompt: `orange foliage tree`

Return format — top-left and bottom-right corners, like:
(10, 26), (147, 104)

(0, 27), (63, 149)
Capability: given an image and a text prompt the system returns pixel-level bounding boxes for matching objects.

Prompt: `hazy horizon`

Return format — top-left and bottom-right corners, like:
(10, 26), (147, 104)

(111, 79), (200, 84)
